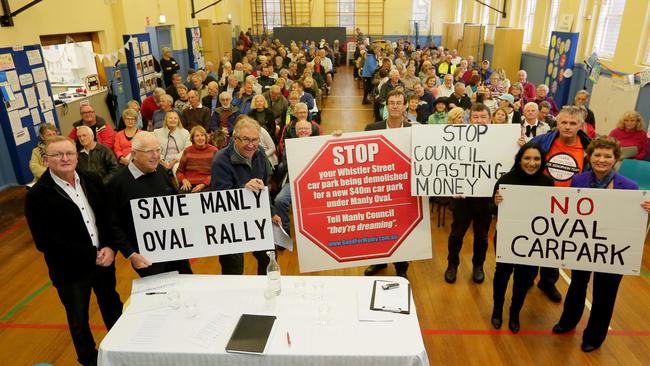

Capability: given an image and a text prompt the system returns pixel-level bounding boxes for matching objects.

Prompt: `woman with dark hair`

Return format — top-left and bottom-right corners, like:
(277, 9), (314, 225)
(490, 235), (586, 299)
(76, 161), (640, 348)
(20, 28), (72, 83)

(491, 142), (555, 333)
(552, 137), (650, 352)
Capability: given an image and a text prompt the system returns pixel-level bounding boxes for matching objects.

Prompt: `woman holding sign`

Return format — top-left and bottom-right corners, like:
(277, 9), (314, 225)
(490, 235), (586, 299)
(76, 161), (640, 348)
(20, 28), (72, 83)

(552, 137), (650, 352)
(492, 142), (554, 333)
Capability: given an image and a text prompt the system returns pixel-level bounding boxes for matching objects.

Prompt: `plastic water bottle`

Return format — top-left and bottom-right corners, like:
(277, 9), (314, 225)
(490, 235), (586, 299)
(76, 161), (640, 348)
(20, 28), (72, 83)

(266, 250), (281, 297)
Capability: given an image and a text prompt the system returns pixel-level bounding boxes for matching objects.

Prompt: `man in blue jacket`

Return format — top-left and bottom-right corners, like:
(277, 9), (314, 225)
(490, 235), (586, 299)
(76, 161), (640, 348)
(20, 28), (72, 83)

(361, 45), (380, 105)
(211, 116), (279, 275)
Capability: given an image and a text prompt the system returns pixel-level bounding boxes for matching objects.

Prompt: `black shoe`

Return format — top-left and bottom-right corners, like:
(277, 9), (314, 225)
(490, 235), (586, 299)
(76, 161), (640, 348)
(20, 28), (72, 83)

(491, 308), (503, 329)
(444, 264), (458, 284)
(396, 270), (408, 279)
(364, 264), (387, 276)
(581, 343), (599, 353)
(538, 283), (562, 303)
(552, 323), (574, 334)
(472, 265), (485, 284)
(509, 315), (520, 334)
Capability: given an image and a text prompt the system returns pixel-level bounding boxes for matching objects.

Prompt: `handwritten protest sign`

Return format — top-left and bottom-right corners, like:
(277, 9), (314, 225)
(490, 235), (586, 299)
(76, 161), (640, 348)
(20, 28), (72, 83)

(496, 185), (648, 275)
(130, 188), (274, 263)
(411, 124), (520, 197)
(286, 128), (431, 272)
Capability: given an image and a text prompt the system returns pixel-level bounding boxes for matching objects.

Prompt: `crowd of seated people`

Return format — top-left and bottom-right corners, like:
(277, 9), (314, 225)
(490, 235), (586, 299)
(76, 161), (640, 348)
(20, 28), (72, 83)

(23, 33), (650, 362)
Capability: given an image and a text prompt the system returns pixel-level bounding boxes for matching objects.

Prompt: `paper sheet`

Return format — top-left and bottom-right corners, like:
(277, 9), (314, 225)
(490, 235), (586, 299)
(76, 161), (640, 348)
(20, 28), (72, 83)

(0, 53), (14, 70)
(8, 110), (22, 133)
(14, 127), (30, 146)
(24, 87), (37, 108)
(30, 108), (42, 125)
(32, 67), (47, 83)
(357, 291), (394, 322)
(7, 91), (25, 111)
(273, 222), (293, 251)
(131, 271), (180, 295)
(19, 73), (33, 86)
(26, 49), (43, 65)
(43, 111), (54, 124)
(187, 313), (231, 348)
(36, 81), (49, 99)
(129, 313), (167, 347)
(5, 70), (19, 90)
(19, 108), (29, 118)
(39, 98), (54, 112)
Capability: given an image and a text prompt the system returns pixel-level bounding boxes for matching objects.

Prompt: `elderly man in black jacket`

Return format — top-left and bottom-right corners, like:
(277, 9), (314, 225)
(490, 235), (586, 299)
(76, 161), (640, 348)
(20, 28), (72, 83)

(25, 136), (122, 366)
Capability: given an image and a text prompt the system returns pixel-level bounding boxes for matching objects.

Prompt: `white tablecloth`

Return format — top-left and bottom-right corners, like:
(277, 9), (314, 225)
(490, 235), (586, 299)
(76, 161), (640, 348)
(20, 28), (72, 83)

(98, 275), (429, 366)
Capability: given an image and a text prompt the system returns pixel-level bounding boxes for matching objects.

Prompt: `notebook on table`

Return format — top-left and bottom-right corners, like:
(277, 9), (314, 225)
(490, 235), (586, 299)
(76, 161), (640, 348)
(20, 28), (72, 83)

(225, 314), (277, 354)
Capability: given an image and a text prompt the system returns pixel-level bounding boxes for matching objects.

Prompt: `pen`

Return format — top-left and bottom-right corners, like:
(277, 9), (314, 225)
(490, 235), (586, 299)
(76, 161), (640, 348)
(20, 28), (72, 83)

(286, 331), (291, 347)
(145, 291), (167, 295)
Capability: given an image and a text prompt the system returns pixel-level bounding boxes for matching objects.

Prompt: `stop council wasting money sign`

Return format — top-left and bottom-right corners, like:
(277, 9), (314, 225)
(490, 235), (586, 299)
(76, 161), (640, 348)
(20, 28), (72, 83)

(290, 131), (431, 271)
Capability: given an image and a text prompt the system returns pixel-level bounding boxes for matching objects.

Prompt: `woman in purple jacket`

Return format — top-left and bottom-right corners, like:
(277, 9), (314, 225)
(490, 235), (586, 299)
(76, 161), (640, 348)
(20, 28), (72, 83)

(552, 137), (650, 352)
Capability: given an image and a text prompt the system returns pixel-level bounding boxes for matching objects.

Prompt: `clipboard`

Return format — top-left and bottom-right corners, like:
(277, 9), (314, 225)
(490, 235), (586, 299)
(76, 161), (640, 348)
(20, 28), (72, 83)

(225, 314), (276, 354)
(370, 280), (411, 314)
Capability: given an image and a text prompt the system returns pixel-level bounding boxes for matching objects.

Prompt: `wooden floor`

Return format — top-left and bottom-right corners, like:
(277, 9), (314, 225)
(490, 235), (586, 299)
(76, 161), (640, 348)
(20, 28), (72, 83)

(1, 66), (650, 365)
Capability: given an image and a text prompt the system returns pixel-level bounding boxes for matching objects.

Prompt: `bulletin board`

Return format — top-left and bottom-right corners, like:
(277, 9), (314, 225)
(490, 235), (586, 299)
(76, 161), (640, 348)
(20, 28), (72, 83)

(543, 32), (579, 108)
(123, 33), (156, 103)
(0, 44), (59, 184)
(186, 27), (205, 71)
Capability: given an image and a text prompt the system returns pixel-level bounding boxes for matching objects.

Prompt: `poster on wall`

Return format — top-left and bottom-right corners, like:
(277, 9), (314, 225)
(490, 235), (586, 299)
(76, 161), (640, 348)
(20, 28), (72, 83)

(186, 27), (205, 71)
(286, 129), (432, 272)
(543, 31), (579, 109)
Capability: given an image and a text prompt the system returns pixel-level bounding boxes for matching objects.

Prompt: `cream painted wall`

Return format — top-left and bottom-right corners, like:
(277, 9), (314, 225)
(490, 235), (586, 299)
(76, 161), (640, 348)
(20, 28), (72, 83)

(516, 0), (649, 74)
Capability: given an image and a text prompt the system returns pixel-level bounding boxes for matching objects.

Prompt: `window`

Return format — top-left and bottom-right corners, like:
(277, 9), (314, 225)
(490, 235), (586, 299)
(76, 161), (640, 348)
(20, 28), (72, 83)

(645, 37), (650, 65)
(592, 0), (626, 58)
(455, 0), (463, 23)
(522, 0), (537, 44)
(263, 0), (282, 32)
(42, 41), (98, 84)
(412, 0), (431, 33)
(339, 0), (355, 33)
(480, 0), (490, 25)
(544, 0), (560, 47)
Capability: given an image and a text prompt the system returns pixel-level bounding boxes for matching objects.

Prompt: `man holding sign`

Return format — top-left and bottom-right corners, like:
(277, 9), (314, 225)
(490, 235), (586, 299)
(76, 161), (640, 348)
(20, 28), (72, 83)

(530, 106), (591, 302)
(444, 104), (493, 284)
(108, 132), (193, 277)
(364, 89), (412, 278)
(211, 116), (279, 275)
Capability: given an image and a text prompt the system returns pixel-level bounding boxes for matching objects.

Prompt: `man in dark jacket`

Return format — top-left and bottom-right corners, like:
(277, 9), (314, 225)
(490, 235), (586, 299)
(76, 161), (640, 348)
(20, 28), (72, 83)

(211, 116), (278, 275)
(25, 136), (122, 366)
(363, 89), (412, 278)
(108, 132), (193, 277)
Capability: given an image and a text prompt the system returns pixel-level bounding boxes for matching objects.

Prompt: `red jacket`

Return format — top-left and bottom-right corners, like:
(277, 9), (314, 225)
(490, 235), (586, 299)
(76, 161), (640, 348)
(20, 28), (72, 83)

(141, 95), (160, 123)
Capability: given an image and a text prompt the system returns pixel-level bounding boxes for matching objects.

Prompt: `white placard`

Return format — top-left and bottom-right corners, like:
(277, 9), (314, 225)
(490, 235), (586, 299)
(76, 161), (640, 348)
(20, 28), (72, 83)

(496, 185), (648, 275)
(19, 73), (33, 85)
(18, 108), (29, 118)
(24, 87), (37, 108)
(411, 124), (520, 197)
(32, 67), (47, 83)
(30, 108), (42, 125)
(129, 188), (274, 263)
(26, 49), (43, 65)
(286, 128), (432, 273)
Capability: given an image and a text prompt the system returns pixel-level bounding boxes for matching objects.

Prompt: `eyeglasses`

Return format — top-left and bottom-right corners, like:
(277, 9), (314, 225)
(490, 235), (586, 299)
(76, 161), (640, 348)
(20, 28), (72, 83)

(235, 136), (260, 145)
(134, 148), (162, 155)
(47, 152), (77, 159)
(81, 110), (95, 114)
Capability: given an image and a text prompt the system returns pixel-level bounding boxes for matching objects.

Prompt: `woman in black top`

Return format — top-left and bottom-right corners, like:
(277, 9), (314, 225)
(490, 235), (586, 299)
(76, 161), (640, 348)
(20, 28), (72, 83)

(160, 47), (180, 88)
(248, 95), (276, 142)
(491, 142), (555, 333)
